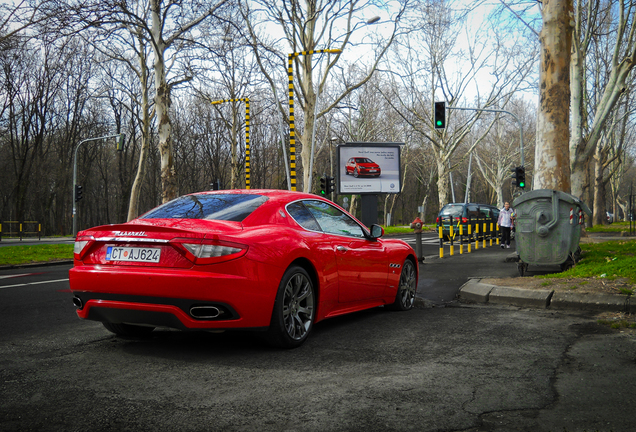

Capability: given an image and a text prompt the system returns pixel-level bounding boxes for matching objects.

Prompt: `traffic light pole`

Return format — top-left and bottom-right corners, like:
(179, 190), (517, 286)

(73, 134), (125, 237)
(446, 106), (524, 166)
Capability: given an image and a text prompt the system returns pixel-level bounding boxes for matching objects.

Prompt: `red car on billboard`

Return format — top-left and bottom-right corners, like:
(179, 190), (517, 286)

(69, 190), (418, 348)
(345, 157), (382, 177)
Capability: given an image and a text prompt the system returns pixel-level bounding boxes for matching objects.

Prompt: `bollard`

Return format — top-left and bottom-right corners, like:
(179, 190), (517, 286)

(489, 222), (494, 246)
(438, 225), (444, 258)
(449, 216), (454, 256)
(474, 221), (479, 250)
(467, 217), (472, 253)
(459, 222), (464, 254)
(410, 217), (423, 262)
(496, 223), (500, 245)
(482, 220), (487, 248)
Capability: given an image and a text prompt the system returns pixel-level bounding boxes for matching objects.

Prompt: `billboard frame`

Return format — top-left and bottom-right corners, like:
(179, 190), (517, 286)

(336, 142), (404, 195)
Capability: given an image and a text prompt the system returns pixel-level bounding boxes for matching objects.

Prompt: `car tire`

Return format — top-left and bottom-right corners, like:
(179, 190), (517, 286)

(386, 259), (417, 311)
(354, 168), (359, 178)
(102, 322), (155, 337)
(264, 265), (315, 348)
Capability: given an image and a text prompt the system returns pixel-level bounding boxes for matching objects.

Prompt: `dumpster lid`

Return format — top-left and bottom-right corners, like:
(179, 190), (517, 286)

(512, 189), (591, 216)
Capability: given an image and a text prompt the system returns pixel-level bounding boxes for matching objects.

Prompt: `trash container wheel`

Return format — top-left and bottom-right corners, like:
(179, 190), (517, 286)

(517, 262), (528, 277)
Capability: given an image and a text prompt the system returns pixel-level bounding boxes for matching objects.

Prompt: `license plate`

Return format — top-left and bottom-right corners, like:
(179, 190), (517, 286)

(369, 169), (377, 172)
(106, 246), (161, 263)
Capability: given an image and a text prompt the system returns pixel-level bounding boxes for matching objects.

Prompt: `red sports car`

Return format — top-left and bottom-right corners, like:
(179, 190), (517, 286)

(69, 190), (418, 348)
(345, 157), (382, 177)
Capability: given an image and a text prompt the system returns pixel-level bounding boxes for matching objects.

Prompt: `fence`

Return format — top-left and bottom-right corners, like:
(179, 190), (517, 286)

(0, 221), (41, 241)
(437, 215), (501, 258)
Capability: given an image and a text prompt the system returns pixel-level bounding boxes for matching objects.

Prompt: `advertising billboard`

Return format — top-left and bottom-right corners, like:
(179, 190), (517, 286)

(337, 143), (403, 194)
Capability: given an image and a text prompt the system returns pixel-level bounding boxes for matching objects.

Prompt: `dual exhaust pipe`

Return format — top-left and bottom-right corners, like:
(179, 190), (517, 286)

(72, 297), (222, 320)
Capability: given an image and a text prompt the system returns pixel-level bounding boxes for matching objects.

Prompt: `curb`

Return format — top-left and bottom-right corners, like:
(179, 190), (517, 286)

(0, 260), (73, 271)
(458, 278), (634, 313)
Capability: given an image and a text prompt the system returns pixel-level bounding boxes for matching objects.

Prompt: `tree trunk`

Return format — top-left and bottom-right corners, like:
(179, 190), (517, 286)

(151, 0), (177, 203)
(592, 147), (607, 225)
(436, 158), (450, 208)
(127, 32), (151, 221)
(534, 0), (573, 192)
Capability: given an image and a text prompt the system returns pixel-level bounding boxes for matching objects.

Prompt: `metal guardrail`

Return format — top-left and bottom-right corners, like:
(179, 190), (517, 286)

(0, 221), (41, 241)
(436, 215), (501, 258)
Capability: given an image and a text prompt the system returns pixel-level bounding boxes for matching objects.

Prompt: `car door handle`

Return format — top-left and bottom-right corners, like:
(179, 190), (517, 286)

(336, 245), (347, 252)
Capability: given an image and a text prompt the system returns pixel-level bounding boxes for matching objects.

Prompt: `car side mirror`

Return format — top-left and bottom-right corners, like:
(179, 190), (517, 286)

(369, 224), (384, 239)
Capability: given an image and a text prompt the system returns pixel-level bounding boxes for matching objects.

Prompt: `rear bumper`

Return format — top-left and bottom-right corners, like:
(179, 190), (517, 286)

(69, 263), (279, 330)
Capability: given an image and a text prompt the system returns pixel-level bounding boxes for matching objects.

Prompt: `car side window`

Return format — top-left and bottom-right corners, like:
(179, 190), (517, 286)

(303, 200), (366, 238)
(286, 202), (322, 232)
(466, 205), (479, 218)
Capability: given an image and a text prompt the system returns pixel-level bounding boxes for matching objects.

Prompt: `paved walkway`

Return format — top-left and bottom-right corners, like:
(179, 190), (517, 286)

(453, 232), (635, 313)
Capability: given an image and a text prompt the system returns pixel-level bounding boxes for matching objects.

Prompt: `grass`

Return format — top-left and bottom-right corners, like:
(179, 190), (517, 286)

(537, 239), (636, 284)
(587, 221), (634, 233)
(382, 224), (437, 235)
(0, 244), (73, 266)
(597, 319), (636, 329)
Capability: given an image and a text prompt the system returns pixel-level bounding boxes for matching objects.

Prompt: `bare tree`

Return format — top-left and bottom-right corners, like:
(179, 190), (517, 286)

(570, 0), (636, 201)
(69, 0), (230, 203)
(380, 0), (537, 209)
(241, 0), (406, 192)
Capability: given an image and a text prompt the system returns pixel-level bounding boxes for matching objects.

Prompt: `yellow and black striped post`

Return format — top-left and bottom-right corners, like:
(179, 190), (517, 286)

(483, 220), (487, 248)
(489, 222), (494, 246)
(438, 225), (444, 258)
(449, 223), (454, 256)
(211, 98), (251, 189)
(467, 222), (472, 253)
(474, 221), (479, 250)
(288, 48), (342, 191)
(496, 223), (500, 245)
(459, 223), (463, 254)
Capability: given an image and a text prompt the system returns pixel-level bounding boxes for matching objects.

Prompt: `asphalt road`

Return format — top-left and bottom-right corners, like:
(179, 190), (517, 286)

(1, 257), (635, 431)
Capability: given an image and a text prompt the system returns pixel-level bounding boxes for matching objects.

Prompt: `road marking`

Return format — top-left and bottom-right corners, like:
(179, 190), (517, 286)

(0, 273), (36, 279)
(0, 278), (69, 289)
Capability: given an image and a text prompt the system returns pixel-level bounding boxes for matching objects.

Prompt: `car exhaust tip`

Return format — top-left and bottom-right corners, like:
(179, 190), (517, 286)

(72, 297), (83, 309)
(190, 306), (221, 319)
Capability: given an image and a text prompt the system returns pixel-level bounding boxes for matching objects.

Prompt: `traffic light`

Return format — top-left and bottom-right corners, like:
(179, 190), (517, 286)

(511, 166), (526, 188)
(320, 176), (327, 196)
(434, 102), (446, 129)
(74, 184), (83, 202)
(327, 176), (335, 194)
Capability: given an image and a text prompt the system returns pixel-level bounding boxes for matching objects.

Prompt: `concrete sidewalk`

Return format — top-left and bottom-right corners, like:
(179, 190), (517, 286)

(454, 231), (635, 313)
(457, 277), (634, 313)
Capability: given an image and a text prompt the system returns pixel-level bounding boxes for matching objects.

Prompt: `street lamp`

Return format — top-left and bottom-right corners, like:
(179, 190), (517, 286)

(287, 48), (342, 191)
(211, 98), (251, 189)
(73, 133), (125, 237)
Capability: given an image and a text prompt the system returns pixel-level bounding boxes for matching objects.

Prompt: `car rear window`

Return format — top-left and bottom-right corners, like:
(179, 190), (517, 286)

(439, 205), (464, 217)
(140, 194), (268, 222)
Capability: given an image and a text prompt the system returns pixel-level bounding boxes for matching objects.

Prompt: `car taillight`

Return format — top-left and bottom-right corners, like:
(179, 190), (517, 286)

(436, 217), (440, 223)
(74, 236), (94, 259)
(173, 239), (247, 264)
(462, 217), (468, 223)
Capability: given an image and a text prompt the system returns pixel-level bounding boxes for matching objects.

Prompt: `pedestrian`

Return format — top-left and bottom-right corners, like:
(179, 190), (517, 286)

(498, 201), (515, 249)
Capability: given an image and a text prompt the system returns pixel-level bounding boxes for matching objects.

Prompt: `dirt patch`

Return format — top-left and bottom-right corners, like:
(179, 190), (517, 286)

(480, 276), (634, 296)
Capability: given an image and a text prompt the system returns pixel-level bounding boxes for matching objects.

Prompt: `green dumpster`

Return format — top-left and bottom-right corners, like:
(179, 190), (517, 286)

(512, 189), (592, 276)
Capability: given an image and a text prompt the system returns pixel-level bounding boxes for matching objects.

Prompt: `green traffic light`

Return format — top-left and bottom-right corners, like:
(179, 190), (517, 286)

(436, 120), (442, 126)
(519, 181), (525, 188)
